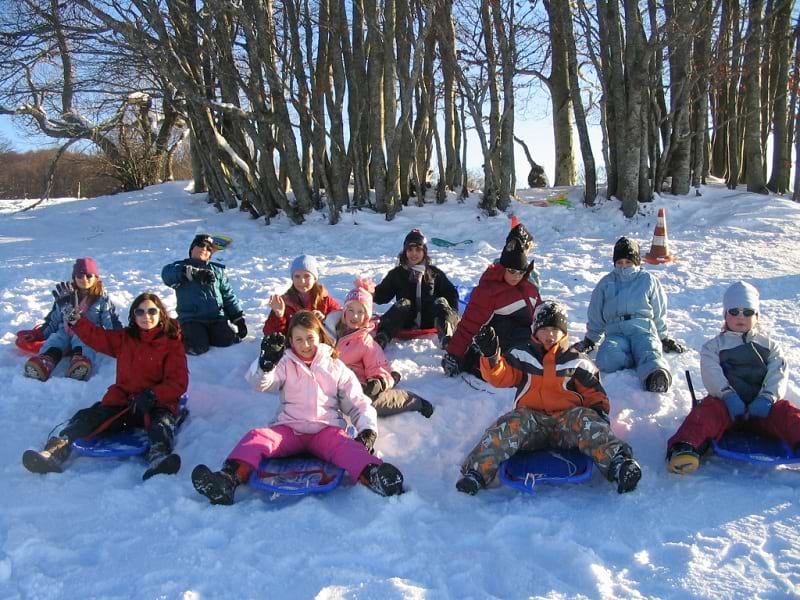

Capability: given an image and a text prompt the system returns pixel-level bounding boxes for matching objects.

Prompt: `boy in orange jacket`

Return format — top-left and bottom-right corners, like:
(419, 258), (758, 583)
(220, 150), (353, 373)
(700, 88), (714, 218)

(456, 301), (642, 495)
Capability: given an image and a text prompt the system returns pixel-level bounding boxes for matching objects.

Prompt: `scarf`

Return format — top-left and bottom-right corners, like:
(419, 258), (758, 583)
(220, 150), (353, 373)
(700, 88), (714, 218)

(406, 264), (427, 327)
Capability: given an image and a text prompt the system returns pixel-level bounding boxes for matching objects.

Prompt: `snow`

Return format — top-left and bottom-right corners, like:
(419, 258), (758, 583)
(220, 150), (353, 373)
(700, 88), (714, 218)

(2, 182), (800, 599)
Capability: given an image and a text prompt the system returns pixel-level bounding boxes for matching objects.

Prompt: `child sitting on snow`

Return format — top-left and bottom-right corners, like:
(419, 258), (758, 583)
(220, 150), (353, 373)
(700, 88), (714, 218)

(442, 223), (542, 378)
(325, 278), (434, 418)
(372, 228), (459, 350)
(161, 234), (247, 355)
(22, 292), (189, 481)
(456, 301), (642, 495)
(191, 311), (403, 505)
(262, 254), (341, 336)
(667, 281), (800, 474)
(573, 237), (685, 393)
(23, 257), (121, 381)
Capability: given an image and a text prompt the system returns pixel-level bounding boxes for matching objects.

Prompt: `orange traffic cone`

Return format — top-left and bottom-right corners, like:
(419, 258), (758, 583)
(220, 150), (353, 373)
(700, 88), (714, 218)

(644, 208), (676, 264)
(510, 214), (520, 229)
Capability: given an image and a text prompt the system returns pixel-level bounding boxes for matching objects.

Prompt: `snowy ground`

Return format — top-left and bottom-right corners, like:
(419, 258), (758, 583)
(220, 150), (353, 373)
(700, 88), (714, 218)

(1, 181), (799, 600)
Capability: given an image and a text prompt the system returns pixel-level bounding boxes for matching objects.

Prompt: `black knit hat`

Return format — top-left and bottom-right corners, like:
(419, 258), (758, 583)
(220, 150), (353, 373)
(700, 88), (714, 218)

(404, 229), (427, 248)
(499, 224), (534, 271)
(189, 233), (214, 256)
(532, 301), (568, 335)
(613, 237), (640, 266)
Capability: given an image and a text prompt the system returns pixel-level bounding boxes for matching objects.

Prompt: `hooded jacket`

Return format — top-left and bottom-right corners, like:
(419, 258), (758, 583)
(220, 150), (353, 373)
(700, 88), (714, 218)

(245, 343), (378, 435)
(72, 318), (188, 414)
(161, 259), (243, 323)
(324, 311), (394, 389)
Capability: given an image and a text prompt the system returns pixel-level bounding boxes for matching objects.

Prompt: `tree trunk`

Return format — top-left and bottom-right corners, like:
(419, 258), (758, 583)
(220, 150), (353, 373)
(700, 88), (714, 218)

(766, 0), (792, 193)
(742, 0), (768, 193)
(545, 0), (576, 187)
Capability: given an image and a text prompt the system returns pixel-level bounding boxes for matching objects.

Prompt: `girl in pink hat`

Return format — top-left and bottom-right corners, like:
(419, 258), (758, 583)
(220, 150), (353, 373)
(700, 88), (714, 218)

(325, 277), (434, 418)
(23, 257), (122, 381)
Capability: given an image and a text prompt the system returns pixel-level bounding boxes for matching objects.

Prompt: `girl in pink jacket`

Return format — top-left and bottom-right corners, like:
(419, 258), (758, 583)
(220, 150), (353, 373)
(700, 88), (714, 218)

(191, 311), (404, 504)
(326, 279), (433, 418)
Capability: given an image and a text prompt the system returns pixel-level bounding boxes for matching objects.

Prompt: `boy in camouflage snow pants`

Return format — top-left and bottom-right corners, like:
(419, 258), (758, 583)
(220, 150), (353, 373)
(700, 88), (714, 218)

(456, 301), (642, 495)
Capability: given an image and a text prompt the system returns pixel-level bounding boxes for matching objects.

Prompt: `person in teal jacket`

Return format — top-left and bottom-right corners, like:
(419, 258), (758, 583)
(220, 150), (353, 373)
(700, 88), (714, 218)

(573, 237), (685, 393)
(161, 234), (246, 355)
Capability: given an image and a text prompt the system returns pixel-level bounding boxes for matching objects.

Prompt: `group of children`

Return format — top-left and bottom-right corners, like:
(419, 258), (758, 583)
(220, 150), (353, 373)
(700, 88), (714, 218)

(18, 225), (800, 502)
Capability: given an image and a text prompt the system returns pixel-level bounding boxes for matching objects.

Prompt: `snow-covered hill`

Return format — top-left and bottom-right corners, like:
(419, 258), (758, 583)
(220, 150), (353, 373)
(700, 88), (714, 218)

(1, 182), (798, 599)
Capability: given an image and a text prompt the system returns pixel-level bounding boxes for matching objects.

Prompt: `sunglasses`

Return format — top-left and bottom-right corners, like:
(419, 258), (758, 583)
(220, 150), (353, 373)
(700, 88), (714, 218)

(75, 273), (96, 279)
(505, 268), (525, 275)
(134, 307), (160, 317)
(197, 243), (214, 251)
(727, 308), (756, 317)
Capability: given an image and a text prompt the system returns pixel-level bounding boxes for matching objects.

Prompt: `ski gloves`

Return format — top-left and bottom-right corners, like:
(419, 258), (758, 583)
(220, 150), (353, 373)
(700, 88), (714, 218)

(724, 391), (773, 420)
(184, 265), (216, 286)
(52, 282), (77, 306)
(572, 337), (595, 354)
(661, 337), (686, 353)
(259, 333), (285, 372)
(474, 325), (499, 358)
(231, 314), (247, 340)
(441, 353), (462, 377)
(356, 429), (377, 454)
(362, 378), (386, 398)
(130, 389), (156, 421)
(748, 395), (773, 419)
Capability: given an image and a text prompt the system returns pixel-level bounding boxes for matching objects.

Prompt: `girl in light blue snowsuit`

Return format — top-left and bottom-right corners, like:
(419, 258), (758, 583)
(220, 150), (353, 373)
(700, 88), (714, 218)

(573, 237), (685, 393)
(23, 257), (122, 381)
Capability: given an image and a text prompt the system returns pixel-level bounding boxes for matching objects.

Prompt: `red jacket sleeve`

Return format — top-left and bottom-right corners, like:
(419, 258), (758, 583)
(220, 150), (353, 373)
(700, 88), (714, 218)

(151, 339), (189, 412)
(447, 278), (496, 359)
(73, 317), (125, 358)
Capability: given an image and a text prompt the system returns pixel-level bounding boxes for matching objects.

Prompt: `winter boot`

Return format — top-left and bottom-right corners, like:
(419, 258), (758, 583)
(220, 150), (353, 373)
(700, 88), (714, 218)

(456, 470), (486, 495)
(435, 317), (456, 350)
(142, 443), (181, 481)
(391, 371), (402, 386)
(645, 369), (670, 393)
(374, 331), (391, 350)
(22, 436), (71, 474)
(191, 460), (243, 505)
(66, 354), (92, 381)
(24, 354), (57, 381)
(360, 462), (404, 496)
(667, 442), (700, 475)
(610, 455), (642, 494)
(418, 399), (435, 418)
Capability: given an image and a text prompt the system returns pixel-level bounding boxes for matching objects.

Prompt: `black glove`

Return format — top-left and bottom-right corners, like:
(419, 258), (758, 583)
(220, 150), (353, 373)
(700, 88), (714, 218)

(52, 281), (75, 306)
(441, 352), (462, 377)
(473, 325), (499, 357)
(572, 337), (596, 354)
(355, 429), (377, 454)
(63, 304), (81, 326)
(259, 332), (285, 371)
(129, 389), (156, 421)
(185, 265), (216, 286)
(362, 378), (385, 398)
(232, 315), (247, 340)
(661, 337), (686, 354)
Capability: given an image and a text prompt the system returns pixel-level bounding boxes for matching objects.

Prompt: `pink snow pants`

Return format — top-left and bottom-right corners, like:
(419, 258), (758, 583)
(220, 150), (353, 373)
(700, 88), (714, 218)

(668, 396), (800, 450)
(228, 424), (381, 483)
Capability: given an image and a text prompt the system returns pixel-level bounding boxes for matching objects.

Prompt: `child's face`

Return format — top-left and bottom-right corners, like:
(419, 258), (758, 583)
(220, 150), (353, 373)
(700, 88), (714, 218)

(73, 273), (96, 290)
(344, 303), (369, 329)
(725, 308), (758, 333)
(290, 325), (320, 360)
(614, 258), (635, 268)
(134, 300), (161, 330)
(405, 244), (425, 266)
(191, 243), (213, 261)
(534, 327), (565, 350)
(503, 267), (525, 286)
(292, 270), (316, 294)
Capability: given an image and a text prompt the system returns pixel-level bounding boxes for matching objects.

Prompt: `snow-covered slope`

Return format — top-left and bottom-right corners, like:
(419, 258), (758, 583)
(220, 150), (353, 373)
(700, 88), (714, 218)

(1, 182), (798, 599)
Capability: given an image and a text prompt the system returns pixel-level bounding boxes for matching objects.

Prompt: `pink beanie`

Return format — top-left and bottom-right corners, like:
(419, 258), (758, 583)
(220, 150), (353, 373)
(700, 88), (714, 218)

(73, 257), (99, 278)
(344, 277), (374, 317)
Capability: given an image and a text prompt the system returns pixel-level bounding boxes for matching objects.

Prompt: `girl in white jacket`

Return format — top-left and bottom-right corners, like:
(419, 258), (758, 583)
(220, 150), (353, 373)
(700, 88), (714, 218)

(191, 311), (404, 504)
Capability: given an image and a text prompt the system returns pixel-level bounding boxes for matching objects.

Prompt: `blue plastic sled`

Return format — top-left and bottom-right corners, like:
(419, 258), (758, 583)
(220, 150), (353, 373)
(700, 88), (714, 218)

(71, 395), (190, 458)
(249, 456), (345, 496)
(457, 285), (474, 308)
(499, 448), (594, 494)
(711, 431), (800, 465)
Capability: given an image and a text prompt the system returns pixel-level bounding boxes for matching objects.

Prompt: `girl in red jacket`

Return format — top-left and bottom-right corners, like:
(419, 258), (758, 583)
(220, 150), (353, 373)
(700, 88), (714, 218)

(442, 224), (541, 378)
(262, 255), (341, 336)
(22, 292), (189, 481)
(326, 278), (434, 418)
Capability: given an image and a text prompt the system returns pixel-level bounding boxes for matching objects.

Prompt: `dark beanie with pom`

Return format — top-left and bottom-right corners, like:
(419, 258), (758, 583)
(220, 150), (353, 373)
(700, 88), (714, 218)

(500, 224), (534, 271)
(612, 237), (640, 266)
(532, 300), (568, 335)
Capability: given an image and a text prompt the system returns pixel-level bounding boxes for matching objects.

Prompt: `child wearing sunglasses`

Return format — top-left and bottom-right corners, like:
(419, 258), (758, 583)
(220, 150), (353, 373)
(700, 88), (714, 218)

(23, 257), (122, 382)
(371, 229), (460, 350)
(573, 237), (685, 393)
(22, 293), (189, 481)
(667, 281), (800, 474)
(161, 234), (247, 356)
(442, 223), (542, 378)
